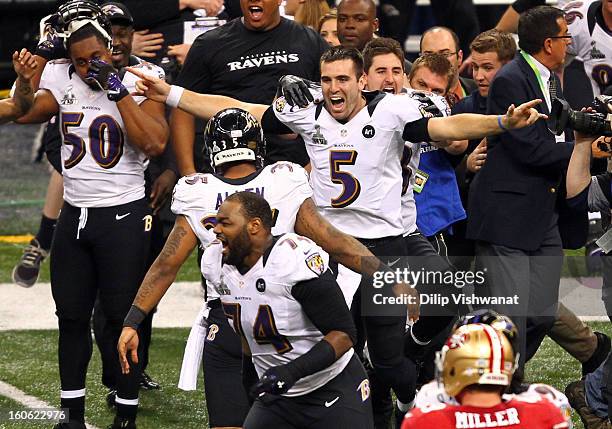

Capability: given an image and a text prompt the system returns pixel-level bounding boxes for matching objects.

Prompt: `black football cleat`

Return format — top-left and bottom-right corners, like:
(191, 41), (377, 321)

(106, 416), (136, 429)
(139, 371), (160, 390)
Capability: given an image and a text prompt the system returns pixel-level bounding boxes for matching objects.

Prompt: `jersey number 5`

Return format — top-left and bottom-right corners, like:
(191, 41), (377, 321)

(223, 302), (293, 354)
(330, 150), (361, 208)
(61, 113), (125, 169)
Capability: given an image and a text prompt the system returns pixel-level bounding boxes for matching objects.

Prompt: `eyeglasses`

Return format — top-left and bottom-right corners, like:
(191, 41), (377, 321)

(548, 35), (572, 39)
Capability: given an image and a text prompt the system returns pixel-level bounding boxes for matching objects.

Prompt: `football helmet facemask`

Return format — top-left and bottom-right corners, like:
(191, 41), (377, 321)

(437, 323), (517, 398)
(452, 309), (519, 358)
(56, 0), (113, 49)
(203, 108), (266, 173)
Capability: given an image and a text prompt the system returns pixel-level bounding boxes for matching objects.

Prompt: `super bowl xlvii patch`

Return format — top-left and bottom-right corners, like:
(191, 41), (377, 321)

(305, 253), (325, 275)
(275, 97), (287, 112)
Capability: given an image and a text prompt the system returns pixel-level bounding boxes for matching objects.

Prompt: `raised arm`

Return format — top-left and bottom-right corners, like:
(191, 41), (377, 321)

(426, 99), (546, 141)
(0, 49), (37, 125)
(128, 66), (269, 123)
(566, 134), (595, 199)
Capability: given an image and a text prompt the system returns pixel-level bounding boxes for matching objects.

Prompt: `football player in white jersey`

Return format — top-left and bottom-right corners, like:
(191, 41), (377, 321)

(117, 107), (413, 428)
(564, 0), (612, 97)
(360, 38), (465, 426)
(9, 1), (168, 428)
(208, 191), (373, 428)
(126, 44), (545, 416)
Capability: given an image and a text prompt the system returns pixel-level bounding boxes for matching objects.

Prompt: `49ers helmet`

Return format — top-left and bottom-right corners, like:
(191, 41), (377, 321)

(437, 323), (517, 397)
(203, 108), (266, 172)
(56, 0), (113, 49)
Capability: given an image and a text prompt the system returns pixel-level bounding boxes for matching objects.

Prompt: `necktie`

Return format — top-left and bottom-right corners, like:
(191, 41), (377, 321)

(548, 77), (557, 100)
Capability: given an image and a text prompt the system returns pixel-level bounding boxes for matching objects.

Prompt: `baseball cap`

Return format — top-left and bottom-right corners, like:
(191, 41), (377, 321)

(101, 2), (134, 26)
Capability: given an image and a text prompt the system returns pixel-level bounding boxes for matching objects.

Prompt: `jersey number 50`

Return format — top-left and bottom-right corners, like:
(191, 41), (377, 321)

(61, 112), (125, 169)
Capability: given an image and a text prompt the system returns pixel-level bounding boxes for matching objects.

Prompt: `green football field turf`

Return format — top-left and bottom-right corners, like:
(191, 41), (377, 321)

(0, 323), (609, 428)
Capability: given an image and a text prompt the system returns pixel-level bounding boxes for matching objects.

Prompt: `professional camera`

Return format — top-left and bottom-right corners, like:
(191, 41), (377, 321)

(548, 95), (612, 136)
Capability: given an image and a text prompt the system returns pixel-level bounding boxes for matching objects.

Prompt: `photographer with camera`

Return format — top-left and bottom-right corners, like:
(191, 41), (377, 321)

(565, 94), (612, 429)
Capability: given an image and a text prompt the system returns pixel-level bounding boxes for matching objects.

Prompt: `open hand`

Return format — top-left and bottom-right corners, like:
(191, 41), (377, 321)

(118, 327), (139, 374)
(132, 30), (164, 58)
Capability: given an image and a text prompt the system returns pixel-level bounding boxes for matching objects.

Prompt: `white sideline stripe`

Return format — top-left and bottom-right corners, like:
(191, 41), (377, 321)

(0, 380), (101, 429)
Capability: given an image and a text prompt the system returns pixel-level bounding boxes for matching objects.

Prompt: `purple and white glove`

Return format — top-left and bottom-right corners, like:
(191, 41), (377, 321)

(86, 58), (129, 102)
(35, 14), (67, 60)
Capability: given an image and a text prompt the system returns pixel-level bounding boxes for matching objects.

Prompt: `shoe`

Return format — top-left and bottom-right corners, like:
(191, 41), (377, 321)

(565, 380), (612, 429)
(106, 389), (116, 408)
(139, 371), (160, 390)
(582, 332), (611, 377)
(53, 421), (86, 429)
(12, 238), (48, 288)
(107, 416), (136, 429)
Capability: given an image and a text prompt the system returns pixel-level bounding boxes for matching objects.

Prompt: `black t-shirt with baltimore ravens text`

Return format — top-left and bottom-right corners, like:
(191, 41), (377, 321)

(176, 17), (329, 168)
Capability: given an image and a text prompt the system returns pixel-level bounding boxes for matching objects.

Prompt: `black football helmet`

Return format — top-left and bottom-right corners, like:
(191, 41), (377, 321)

(203, 108), (266, 172)
(56, 0), (113, 49)
(452, 309), (519, 356)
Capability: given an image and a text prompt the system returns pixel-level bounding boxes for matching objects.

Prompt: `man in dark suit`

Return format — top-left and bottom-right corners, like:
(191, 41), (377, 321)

(467, 5), (577, 368)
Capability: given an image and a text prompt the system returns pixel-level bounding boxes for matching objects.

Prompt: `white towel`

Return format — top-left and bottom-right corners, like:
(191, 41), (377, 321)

(178, 302), (210, 391)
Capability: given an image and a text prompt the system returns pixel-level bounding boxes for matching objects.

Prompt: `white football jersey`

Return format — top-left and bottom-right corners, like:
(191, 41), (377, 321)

(565, 0), (612, 96)
(400, 88), (450, 235)
(201, 233), (354, 396)
(414, 380), (572, 427)
(171, 162), (313, 300)
(39, 59), (164, 207)
(274, 88), (448, 238)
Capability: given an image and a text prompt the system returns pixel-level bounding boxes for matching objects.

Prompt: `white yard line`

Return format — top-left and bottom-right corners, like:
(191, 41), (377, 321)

(0, 380), (101, 429)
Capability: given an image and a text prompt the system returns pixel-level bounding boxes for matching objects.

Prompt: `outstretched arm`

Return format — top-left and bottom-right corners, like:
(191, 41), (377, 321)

(0, 49), (37, 125)
(426, 99), (546, 141)
(128, 66), (269, 122)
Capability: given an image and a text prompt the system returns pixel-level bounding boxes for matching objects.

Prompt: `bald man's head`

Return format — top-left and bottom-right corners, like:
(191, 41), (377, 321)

(337, 0), (378, 51)
(420, 26), (462, 85)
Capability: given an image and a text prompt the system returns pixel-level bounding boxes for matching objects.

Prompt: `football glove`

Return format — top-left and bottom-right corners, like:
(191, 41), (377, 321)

(35, 14), (67, 60)
(279, 75), (314, 108)
(251, 365), (298, 397)
(86, 58), (128, 102)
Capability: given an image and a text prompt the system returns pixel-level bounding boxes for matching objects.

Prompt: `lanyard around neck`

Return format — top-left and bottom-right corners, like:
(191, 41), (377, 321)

(520, 50), (547, 96)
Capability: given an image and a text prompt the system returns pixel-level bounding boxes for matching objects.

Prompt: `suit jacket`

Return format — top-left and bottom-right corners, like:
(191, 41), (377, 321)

(466, 53), (587, 251)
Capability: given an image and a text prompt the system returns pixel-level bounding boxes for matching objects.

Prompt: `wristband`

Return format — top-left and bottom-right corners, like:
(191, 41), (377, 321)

(498, 115), (508, 131)
(123, 305), (147, 329)
(167, 85), (185, 108)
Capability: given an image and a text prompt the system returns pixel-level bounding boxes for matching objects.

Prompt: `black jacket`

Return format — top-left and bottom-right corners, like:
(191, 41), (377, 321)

(467, 53), (588, 250)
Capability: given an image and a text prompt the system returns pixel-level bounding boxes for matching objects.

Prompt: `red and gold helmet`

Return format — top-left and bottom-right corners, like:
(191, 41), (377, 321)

(437, 323), (517, 397)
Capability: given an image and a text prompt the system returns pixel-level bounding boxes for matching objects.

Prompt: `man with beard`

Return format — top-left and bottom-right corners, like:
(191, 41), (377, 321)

(203, 191), (374, 428)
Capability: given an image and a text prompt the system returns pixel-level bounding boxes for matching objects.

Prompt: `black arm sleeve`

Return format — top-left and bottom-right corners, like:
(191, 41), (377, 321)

(291, 270), (357, 345)
(512, 0), (545, 13)
(261, 106), (294, 135)
(402, 117), (431, 143)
